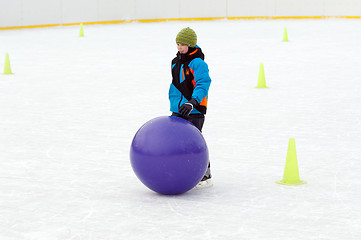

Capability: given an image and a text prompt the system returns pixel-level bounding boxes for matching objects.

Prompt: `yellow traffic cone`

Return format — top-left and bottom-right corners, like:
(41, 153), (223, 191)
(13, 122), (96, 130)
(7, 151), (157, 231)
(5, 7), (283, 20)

(283, 27), (288, 42)
(3, 53), (13, 74)
(255, 63), (268, 88)
(79, 23), (84, 37)
(276, 138), (306, 185)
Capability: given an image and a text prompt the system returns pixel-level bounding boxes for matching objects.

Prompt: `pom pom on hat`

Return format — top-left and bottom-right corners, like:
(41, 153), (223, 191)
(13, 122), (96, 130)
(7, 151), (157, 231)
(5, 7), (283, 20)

(176, 27), (197, 48)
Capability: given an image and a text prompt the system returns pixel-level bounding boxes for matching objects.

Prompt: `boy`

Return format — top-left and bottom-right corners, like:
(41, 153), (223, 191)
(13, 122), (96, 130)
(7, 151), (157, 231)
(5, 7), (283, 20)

(168, 27), (212, 187)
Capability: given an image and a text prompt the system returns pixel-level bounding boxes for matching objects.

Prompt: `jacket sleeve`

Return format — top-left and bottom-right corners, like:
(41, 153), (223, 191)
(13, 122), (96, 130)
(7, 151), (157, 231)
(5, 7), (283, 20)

(189, 58), (211, 104)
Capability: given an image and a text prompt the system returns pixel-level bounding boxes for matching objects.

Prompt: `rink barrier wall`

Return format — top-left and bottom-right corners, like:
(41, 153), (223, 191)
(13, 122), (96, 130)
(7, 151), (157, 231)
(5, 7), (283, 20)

(1, 0), (361, 29)
(0, 16), (360, 30)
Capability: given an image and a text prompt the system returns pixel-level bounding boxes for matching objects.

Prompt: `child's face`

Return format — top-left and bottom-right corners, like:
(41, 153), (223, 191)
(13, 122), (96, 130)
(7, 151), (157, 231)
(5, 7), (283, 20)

(177, 43), (189, 54)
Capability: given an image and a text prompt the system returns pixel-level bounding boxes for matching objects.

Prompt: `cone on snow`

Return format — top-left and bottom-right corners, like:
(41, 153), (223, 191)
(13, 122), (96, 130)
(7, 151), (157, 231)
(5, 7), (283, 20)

(79, 23), (84, 37)
(276, 138), (306, 186)
(255, 63), (268, 88)
(3, 53), (13, 74)
(283, 27), (288, 42)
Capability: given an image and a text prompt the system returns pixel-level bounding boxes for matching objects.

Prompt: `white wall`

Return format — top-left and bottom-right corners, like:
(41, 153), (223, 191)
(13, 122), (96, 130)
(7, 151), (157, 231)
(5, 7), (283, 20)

(23, 0), (62, 26)
(0, 0), (361, 28)
(325, 0), (361, 16)
(135, 0), (178, 20)
(180, 0), (227, 18)
(275, 0), (324, 17)
(228, 0), (276, 17)
(0, 0), (22, 27)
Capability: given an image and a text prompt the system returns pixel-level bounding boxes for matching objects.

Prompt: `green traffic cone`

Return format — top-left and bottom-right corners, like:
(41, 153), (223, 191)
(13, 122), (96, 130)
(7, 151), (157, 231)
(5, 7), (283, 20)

(255, 63), (268, 88)
(3, 53), (13, 74)
(283, 27), (288, 42)
(276, 138), (306, 186)
(79, 23), (84, 37)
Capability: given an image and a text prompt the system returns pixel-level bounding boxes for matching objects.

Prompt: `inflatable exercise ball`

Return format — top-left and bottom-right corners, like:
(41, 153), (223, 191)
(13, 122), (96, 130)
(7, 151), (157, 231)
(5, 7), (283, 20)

(130, 116), (209, 195)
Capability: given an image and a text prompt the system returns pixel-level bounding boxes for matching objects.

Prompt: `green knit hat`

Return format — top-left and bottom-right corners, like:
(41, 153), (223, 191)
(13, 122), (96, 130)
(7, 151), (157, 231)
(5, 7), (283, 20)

(176, 27), (197, 48)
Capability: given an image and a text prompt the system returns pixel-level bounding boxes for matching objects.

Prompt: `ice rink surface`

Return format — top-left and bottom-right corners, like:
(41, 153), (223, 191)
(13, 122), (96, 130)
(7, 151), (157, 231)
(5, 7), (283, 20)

(1, 19), (361, 239)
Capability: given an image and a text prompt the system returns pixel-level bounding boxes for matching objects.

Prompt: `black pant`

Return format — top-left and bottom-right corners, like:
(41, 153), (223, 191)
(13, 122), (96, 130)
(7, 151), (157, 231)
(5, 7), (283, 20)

(171, 113), (205, 132)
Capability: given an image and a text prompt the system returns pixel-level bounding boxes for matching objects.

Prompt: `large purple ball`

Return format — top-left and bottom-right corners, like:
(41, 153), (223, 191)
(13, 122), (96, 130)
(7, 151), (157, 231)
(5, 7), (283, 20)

(130, 116), (209, 195)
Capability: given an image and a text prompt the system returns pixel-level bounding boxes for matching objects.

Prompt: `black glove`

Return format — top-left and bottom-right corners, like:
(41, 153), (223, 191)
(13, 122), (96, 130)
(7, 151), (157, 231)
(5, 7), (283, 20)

(179, 99), (198, 117)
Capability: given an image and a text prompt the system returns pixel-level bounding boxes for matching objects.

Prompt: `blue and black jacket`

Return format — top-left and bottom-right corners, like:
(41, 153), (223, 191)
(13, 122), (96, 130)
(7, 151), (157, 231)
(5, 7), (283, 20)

(169, 45), (211, 115)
